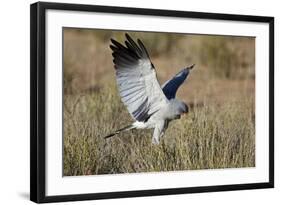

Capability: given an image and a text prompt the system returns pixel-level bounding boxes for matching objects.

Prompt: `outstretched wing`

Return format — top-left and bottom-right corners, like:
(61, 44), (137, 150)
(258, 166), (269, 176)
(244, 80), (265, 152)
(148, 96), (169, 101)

(161, 66), (193, 99)
(110, 33), (168, 122)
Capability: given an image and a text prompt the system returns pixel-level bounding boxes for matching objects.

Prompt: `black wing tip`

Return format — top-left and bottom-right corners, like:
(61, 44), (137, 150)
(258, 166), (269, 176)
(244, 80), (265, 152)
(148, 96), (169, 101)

(137, 39), (149, 58)
(109, 44), (117, 50)
(110, 38), (115, 44)
(189, 64), (195, 69)
(125, 33), (136, 42)
(125, 33), (130, 39)
(111, 33), (132, 45)
(111, 33), (141, 46)
(110, 33), (140, 49)
(137, 38), (146, 47)
(110, 33), (151, 66)
(110, 38), (120, 46)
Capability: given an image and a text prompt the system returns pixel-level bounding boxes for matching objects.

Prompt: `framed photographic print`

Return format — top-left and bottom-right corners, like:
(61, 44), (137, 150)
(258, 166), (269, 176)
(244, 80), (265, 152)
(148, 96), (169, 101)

(30, 1), (274, 203)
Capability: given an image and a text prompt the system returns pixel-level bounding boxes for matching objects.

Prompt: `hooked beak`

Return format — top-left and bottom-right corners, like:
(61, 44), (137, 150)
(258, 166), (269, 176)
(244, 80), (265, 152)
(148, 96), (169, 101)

(181, 112), (188, 118)
(182, 109), (189, 116)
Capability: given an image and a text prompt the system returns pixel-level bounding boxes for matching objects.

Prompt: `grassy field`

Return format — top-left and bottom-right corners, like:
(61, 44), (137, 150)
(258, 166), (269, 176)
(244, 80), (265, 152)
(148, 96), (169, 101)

(63, 29), (255, 176)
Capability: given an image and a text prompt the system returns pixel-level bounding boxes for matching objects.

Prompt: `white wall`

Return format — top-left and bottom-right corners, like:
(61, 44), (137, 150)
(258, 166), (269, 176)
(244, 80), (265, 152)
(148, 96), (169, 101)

(0, 0), (279, 204)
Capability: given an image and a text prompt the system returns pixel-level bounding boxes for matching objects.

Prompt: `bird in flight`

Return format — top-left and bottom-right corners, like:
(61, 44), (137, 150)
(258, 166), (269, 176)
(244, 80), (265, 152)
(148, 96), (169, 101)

(105, 33), (195, 144)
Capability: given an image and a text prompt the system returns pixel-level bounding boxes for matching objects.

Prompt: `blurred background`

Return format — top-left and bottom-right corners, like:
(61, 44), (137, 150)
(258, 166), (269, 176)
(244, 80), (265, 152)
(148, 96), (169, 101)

(63, 28), (255, 104)
(63, 28), (255, 176)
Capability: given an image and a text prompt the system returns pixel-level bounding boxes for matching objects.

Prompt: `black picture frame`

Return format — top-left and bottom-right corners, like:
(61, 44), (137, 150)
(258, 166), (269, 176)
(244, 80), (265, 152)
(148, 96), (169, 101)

(30, 1), (274, 203)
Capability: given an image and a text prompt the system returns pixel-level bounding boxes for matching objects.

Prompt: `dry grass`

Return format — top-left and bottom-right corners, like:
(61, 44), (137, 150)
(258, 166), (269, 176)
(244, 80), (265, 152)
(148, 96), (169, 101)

(63, 85), (255, 175)
(63, 29), (255, 176)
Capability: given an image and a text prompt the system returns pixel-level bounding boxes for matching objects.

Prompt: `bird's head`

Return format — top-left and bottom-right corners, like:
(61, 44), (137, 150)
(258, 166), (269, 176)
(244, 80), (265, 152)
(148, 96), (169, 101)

(182, 103), (189, 115)
(178, 101), (189, 116)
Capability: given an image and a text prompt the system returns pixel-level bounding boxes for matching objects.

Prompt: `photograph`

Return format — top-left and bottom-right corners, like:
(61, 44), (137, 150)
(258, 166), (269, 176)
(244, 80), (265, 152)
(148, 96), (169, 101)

(30, 2), (274, 202)
(63, 28), (255, 176)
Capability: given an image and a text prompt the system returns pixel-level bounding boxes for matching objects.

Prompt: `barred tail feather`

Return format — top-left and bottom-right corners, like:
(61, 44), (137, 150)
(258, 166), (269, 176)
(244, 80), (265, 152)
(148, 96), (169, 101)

(104, 124), (134, 139)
